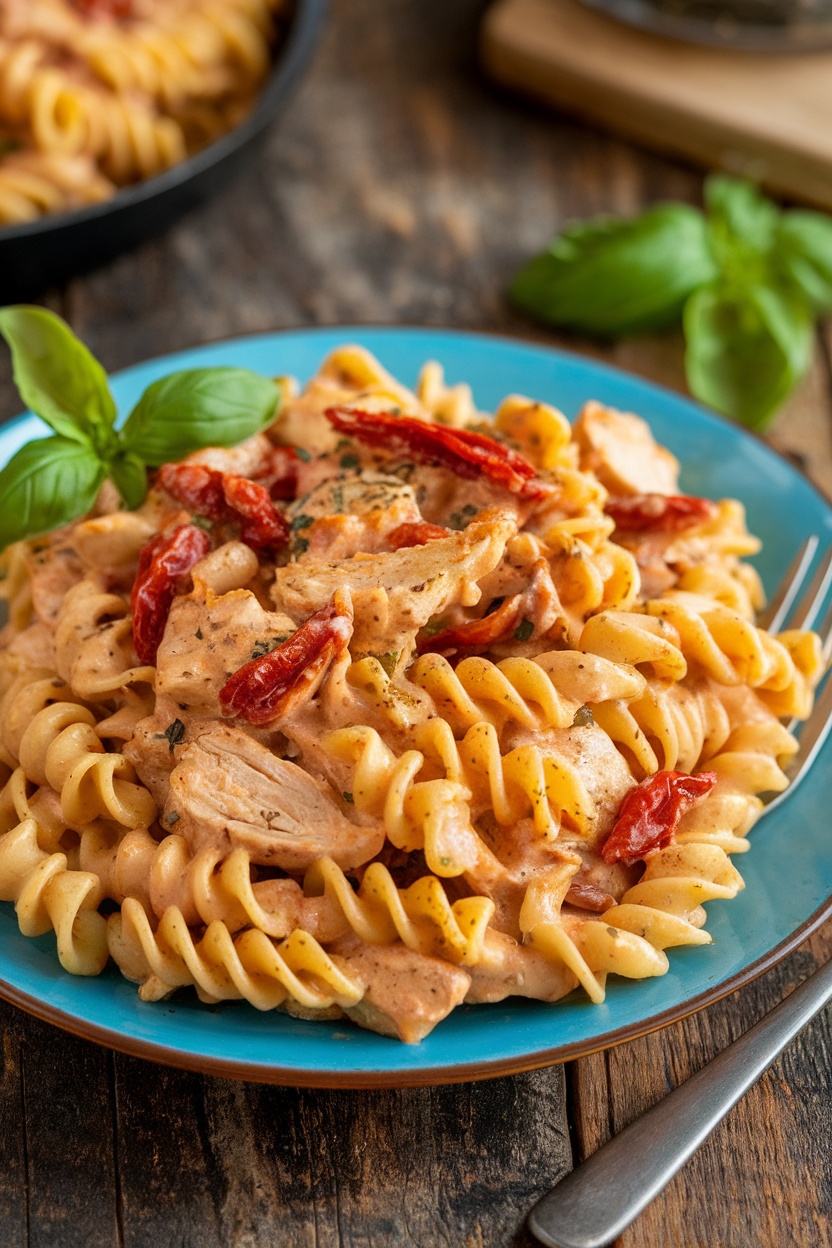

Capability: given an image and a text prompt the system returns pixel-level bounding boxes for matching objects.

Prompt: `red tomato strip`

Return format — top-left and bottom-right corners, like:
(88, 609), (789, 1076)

(72, 0), (133, 16)
(417, 596), (524, 657)
(387, 521), (449, 549)
(220, 592), (353, 725)
(605, 494), (717, 533)
(158, 463), (290, 552)
(252, 445), (302, 501)
(324, 407), (553, 500)
(131, 525), (211, 665)
(602, 769), (718, 865)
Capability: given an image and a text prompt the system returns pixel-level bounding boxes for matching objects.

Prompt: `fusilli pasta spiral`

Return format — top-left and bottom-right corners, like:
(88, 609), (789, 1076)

(0, 343), (823, 1041)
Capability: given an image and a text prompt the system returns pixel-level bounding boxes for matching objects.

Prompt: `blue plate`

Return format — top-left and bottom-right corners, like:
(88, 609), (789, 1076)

(2, 326), (831, 1087)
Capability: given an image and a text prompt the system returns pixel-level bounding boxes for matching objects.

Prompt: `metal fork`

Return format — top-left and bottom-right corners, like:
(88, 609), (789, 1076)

(528, 536), (832, 1248)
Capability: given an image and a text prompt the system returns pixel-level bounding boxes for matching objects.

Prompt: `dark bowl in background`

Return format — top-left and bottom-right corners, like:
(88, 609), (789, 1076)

(0, 0), (326, 302)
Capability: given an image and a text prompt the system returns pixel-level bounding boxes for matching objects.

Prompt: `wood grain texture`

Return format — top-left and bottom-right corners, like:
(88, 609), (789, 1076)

(570, 920), (832, 1247)
(0, 999), (570, 1248)
(0, 1), (831, 1245)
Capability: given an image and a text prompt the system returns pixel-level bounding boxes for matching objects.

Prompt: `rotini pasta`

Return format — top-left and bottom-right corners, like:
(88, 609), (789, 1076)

(0, 0), (287, 225)
(0, 343), (823, 1042)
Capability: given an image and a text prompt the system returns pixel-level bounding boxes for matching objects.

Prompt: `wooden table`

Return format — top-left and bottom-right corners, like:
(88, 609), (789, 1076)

(1, 2), (831, 1244)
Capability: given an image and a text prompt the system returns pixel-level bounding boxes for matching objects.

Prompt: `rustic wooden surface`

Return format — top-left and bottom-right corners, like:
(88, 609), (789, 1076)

(1, 1), (832, 1245)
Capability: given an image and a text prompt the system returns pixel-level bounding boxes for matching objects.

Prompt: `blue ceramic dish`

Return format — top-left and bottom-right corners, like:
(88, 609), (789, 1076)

(1, 326), (831, 1087)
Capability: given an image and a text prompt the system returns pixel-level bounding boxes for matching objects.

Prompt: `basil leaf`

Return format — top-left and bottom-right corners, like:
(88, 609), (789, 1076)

(0, 436), (106, 549)
(510, 204), (717, 337)
(0, 306), (117, 445)
(776, 211), (832, 314)
(705, 176), (779, 258)
(109, 450), (148, 510)
(121, 368), (281, 466)
(684, 281), (813, 431)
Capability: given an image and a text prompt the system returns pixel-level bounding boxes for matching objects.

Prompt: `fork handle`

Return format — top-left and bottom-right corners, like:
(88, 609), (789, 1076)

(527, 956), (832, 1248)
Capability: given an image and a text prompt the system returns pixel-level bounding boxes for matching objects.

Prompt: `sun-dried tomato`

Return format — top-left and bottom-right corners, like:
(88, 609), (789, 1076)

(131, 524), (211, 665)
(324, 407), (553, 500)
(417, 595), (524, 657)
(605, 494), (716, 534)
(220, 591), (353, 725)
(387, 521), (449, 549)
(158, 462), (290, 552)
(72, 0), (133, 16)
(252, 445), (302, 501)
(602, 770), (718, 865)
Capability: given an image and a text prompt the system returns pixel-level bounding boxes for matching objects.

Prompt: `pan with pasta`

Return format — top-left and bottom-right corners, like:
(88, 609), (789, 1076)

(0, 1), (324, 301)
(0, 0), (292, 225)
(0, 337), (823, 1045)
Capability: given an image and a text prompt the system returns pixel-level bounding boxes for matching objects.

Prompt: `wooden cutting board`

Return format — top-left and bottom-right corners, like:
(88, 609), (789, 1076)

(481, 0), (832, 210)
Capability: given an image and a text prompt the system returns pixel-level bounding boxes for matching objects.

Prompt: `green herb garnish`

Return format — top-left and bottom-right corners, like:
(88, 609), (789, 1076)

(514, 618), (534, 642)
(373, 651), (399, 677)
(251, 635), (291, 660)
(572, 705), (594, 728)
(0, 306), (282, 548)
(342, 791), (355, 804)
(510, 175), (832, 430)
(155, 718), (186, 753)
(449, 503), (478, 530)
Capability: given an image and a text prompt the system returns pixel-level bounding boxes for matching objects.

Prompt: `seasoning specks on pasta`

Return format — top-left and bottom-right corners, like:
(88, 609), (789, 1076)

(0, 343), (823, 1044)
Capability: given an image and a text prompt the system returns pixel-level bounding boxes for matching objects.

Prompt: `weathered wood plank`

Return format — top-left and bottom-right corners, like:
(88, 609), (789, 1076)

(1, 1007), (121, 1248)
(111, 1059), (570, 1248)
(568, 922), (832, 1248)
(0, 1001), (27, 1248)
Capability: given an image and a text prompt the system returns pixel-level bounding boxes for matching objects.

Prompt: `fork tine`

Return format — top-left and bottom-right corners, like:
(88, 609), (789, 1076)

(783, 545), (832, 632)
(764, 669), (832, 816)
(761, 536), (832, 816)
(818, 598), (832, 665)
(759, 535), (818, 633)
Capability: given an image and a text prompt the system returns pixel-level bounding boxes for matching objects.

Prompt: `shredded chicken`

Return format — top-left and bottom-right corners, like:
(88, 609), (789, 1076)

(333, 934), (472, 1043)
(274, 508), (517, 655)
(166, 724), (385, 871)
(573, 402), (680, 496)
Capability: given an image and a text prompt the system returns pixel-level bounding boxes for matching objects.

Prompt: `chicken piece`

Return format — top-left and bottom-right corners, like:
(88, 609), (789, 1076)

(5, 622), (56, 670)
(332, 933), (472, 1042)
(122, 694), (191, 807)
(460, 820), (581, 935)
(500, 721), (637, 851)
(289, 473), (422, 560)
(274, 508), (517, 656)
(465, 929), (578, 1003)
(182, 433), (277, 478)
(166, 724), (385, 871)
(155, 587), (297, 714)
(573, 402), (679, 496)
(26, 533), (85, 629)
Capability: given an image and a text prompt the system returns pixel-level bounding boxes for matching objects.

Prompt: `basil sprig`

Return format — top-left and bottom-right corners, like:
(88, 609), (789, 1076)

(510, 175), (832, 431)
(0, 307), (282, 549)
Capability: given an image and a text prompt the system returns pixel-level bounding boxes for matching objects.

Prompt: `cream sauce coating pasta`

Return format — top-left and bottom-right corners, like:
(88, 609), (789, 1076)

(0, 345), (824, 1042)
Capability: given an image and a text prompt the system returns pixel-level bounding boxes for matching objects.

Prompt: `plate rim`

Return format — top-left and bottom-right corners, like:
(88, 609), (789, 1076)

(1, 898), (830, 1087)
(0, 322), (830, 1088)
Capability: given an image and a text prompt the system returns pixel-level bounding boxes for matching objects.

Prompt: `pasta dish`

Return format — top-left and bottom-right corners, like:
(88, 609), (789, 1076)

(0, 0), (286, 225)
(0, 345), (822, 1042)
